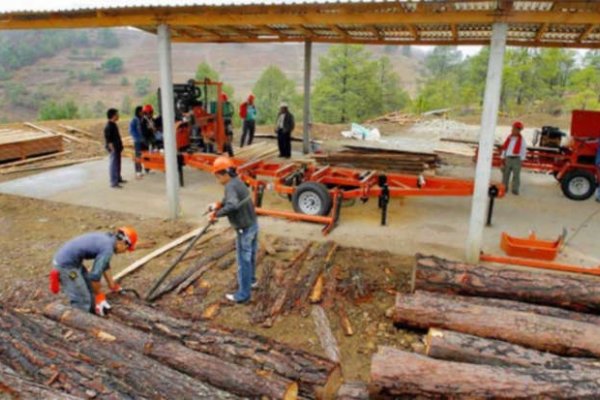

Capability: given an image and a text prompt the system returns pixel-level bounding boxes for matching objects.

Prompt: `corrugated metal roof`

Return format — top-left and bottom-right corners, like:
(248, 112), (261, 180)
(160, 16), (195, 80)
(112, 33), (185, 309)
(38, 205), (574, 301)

(0, 0), (399, 14)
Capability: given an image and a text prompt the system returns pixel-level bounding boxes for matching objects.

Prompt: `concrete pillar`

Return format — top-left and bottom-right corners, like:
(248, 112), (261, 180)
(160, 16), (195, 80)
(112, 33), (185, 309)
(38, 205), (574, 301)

(465, 23), (508, 263)
(302, 40), (312, 154)
(157, 23), (180, 219)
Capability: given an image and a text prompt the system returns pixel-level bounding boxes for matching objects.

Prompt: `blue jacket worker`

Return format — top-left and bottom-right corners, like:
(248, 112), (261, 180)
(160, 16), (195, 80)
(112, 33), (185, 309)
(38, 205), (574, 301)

(208, 157), (258, 304)
(49, 227), (138, 315)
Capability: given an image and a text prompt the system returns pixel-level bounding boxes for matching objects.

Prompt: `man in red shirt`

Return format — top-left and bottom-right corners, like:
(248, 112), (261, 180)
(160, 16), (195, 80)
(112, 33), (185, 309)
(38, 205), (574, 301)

(501, 121), (527, 195)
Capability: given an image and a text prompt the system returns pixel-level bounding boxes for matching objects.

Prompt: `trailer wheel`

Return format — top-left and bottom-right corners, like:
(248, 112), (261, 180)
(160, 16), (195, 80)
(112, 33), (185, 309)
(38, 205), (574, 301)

(292, 182), (332, 216)
(560, 170), (596, 201)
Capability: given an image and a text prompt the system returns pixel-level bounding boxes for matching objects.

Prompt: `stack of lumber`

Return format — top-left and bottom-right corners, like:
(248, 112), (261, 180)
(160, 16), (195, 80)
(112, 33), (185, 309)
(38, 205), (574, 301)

(0, 129), (63, 163)
(236, 141), (279, 162)
(371, 254), (600, 398)
(313, 144), (439, 174)
(365, 111), (420, 125)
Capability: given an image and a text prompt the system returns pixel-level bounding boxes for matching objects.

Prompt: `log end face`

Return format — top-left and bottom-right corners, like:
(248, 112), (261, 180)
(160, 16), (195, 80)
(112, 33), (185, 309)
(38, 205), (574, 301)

(284, 382), (299, 400)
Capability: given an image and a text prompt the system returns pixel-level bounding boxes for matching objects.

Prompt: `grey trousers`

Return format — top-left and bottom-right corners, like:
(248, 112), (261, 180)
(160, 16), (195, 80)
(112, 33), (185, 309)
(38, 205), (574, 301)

(502, 156), (522, 194)
(58, 266), (94, 313)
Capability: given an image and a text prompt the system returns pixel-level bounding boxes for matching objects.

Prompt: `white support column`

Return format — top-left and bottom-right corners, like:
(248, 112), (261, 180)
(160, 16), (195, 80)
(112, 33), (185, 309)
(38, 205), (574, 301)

(302, 40), (312, 154)
(157, 23), (180, 219)
(465, 23), (508, 263)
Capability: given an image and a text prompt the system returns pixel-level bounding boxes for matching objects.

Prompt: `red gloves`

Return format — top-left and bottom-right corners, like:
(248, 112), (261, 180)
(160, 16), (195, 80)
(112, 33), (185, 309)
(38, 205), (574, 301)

(49, 269), (60, 294)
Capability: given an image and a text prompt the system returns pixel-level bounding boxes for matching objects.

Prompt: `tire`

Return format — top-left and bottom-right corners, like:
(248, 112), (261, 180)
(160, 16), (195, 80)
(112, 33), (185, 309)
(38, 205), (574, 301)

(292, 182), (333, 216)
(560, 169), (597, 201)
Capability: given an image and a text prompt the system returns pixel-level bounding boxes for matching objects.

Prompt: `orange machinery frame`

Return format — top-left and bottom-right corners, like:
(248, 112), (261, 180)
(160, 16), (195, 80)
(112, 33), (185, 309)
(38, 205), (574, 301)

(170, 153), (505, 234)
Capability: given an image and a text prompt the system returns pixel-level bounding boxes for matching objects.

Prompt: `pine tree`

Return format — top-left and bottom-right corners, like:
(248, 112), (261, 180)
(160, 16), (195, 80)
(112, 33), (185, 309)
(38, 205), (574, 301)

(252, 65), (300, 124)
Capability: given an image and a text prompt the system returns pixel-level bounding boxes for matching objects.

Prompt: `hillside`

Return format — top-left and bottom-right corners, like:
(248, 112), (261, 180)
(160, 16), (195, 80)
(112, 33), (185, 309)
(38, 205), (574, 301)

(0, 28), (423, 122)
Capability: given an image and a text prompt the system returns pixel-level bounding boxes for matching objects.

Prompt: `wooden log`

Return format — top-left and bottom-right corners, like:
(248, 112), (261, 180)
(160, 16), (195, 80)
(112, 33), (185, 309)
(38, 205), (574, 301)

(394, 291), (600, 357)
(425, 328), (600, 370)
(428, 290), (600, 325)
(22, 311), (241, 399)
(175, 261), (216, 294)
(413, 253), (600, 313)
(370, 346), (600, 399)
(149, 239), (236, 301)
(0, 364), (81, 400)
(24, 122), (87, 144)
(114, 227), (226, 281)
(0, 150), (71, 169)
(309, 273), (325, 303)
(44, 302), (299, 399)
(311, 305), (342, 364)
(337, 302), (354, 336)
(110, 299), (341, 399)
(336, 381), (369, 400)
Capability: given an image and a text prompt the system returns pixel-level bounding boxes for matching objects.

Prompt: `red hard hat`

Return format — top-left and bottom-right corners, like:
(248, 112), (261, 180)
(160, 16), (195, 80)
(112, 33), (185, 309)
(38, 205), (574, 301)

(220, 93), (228, 101)
(118, 226), (138, 251)
(212, 156), (234, 174)
(248, 94), (255, 101)
(512, 121), (524, 129)
(142, 104), (154, 114)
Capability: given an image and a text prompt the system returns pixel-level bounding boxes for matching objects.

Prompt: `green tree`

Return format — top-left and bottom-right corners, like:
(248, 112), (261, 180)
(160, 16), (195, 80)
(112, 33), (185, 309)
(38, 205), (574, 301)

(102, 57), (124, 73)
(252, 65), (300, 124)
(135, 77), (152, 96)
(424, 46), (463, 77)
(376, 56), (410, 113)
(38, 100), (79, 120)
(312, 45), (380, 123)
(98, 29), (119, 48)
(194, 62), (235, 99)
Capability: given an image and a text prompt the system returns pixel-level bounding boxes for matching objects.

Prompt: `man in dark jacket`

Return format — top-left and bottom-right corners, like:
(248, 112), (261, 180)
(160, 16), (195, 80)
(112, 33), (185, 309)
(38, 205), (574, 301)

(129, 106), (144, 179)
(275, 102), (295, 158)
(104, 108), (125, 188)
(208, 156), (258, 304)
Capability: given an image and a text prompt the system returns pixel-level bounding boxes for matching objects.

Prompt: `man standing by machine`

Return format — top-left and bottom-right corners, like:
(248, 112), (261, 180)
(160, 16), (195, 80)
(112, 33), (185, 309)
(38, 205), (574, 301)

(129, 106), (144, 179)
(49, 227), (138, 315)
(104, 108), (125, 188)
(501, 121), (527, 195)
(240, 94), (257, 147)
(275, 102), (295, 159)
(141, 104), (157, 150)
(208, 157), (259, 304)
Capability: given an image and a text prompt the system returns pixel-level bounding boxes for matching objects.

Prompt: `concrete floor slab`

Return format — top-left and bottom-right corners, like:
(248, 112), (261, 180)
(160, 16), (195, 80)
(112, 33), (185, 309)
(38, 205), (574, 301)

(0, 156), (598, 266)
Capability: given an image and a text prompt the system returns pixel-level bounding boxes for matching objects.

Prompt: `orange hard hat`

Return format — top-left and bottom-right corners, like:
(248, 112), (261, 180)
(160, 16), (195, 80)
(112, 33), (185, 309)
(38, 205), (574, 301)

(142, 104), (154, 114)
(248, 94), (255, 101)
(212, 156), (234, 174)
(117, 226), (138, 251)
(512, 121), (524, 130)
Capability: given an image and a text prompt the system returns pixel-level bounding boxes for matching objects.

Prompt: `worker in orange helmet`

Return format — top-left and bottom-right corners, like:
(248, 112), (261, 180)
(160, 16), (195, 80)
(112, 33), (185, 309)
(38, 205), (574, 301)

(501, 121), (527, 195)
(208, 157), (259, 304)
(239, 94), (257, 147)
(49, 227), (138, 316)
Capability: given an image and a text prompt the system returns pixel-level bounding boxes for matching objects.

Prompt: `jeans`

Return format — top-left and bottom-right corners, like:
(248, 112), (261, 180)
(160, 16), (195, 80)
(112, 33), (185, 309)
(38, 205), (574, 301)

(57, 265), (94, 313)
(502, 156), (522, 194)
(109, 149), (122, 186)
(234, 222), (259, 302)
(240, 120), (255, 147)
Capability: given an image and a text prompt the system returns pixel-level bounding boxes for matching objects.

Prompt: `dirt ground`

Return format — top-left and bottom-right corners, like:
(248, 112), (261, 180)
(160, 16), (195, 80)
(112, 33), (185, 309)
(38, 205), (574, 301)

(0, 192), (417, 382)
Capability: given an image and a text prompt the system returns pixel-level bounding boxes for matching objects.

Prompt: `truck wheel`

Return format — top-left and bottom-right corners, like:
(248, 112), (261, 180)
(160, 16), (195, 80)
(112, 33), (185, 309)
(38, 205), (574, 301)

(560, 170), (596, 201)
(292, 182), (332, 216)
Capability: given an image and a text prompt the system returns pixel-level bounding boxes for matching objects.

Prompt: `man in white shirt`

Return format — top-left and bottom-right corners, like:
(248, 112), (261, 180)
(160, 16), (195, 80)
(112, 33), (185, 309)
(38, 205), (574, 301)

(501, 121), (527, 195)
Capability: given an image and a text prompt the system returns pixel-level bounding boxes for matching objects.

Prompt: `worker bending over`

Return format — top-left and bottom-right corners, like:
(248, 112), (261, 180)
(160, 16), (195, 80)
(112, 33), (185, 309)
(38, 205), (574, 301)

(50, 227), (137, 315)
(501, 121), (527, 195)
(208, 157), (259, 304)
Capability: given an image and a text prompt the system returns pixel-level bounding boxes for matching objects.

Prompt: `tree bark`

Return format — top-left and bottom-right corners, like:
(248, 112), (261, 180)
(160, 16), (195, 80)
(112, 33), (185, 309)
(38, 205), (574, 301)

(394, 291), (600, 357)
(427, 290), (600, 325)
(413, 254), (600, 313)
(148, 239), (236, 301)
(370, 346), (600, 399)
(425, 328), (600, 370)
(336, 381), (369, 400)
(311, 305), (341, 364)
(43, 302), (298, 400)
(0, 364), (81, 400)
(109, 299), (340, 400)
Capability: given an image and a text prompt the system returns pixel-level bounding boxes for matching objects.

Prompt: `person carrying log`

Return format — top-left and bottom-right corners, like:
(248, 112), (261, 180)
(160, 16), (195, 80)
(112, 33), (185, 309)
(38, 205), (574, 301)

(207, 156), (259, 304)
(49, 227), (138, 316)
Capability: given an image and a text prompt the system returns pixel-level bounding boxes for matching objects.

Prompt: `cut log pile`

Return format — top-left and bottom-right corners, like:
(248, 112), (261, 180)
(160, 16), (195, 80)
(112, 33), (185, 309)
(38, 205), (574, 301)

(0, 129), (63, 163)
(371, 253), (600, 398)
(313, 144), (439, 175)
